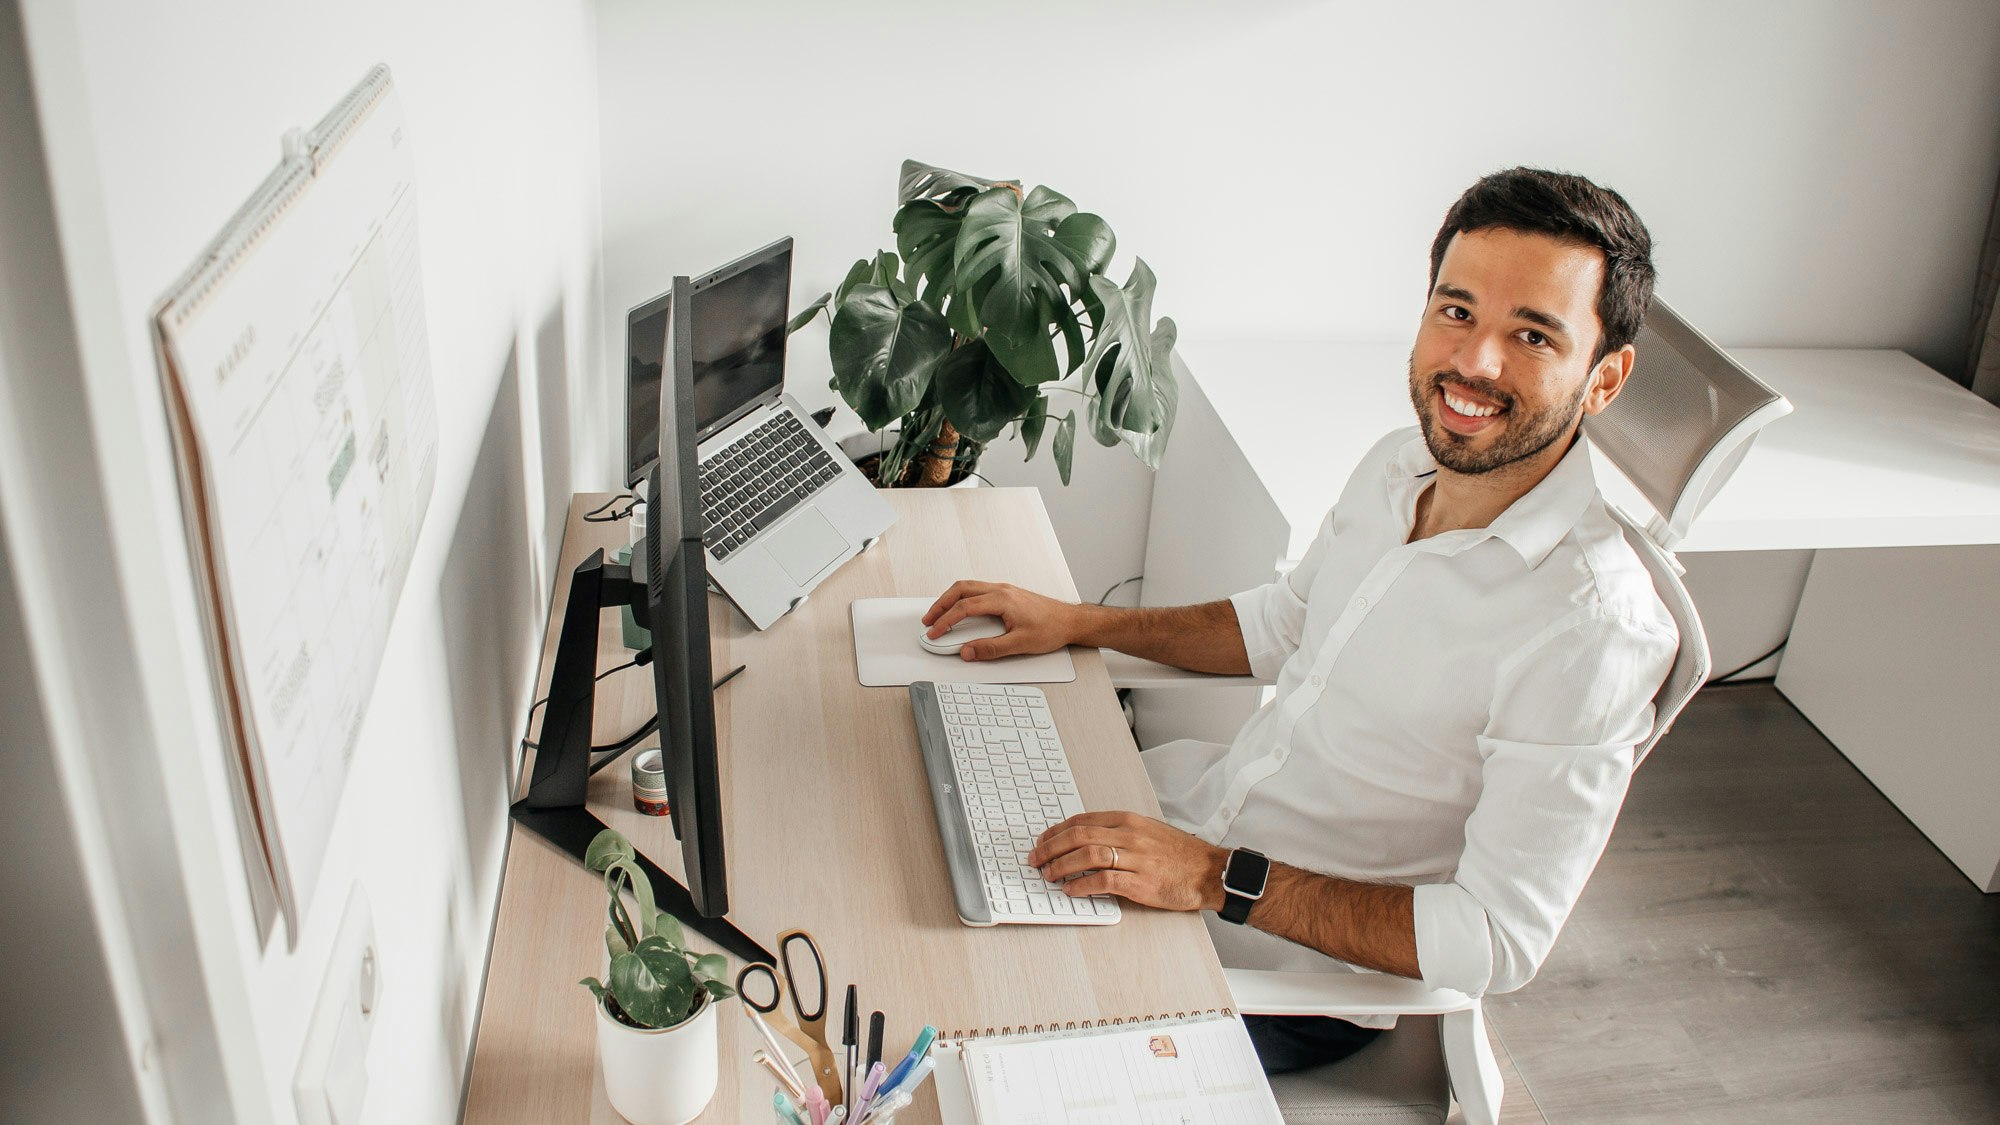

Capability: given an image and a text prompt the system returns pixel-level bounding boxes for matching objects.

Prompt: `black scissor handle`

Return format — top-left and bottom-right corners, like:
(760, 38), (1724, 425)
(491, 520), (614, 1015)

(735, 962), (781, 1015)
(777, 929), (826, 1024)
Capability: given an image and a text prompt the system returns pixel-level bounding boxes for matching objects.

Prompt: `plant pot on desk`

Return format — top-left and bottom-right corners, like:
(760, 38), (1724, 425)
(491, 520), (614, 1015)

(846, 419), (985, 488)
(596, 989), (719, 1125)
(579, 828), (735, 1125)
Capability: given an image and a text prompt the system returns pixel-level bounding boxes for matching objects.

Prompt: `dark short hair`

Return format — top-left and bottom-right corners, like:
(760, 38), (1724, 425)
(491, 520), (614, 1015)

(1427, 167), (1655, 365)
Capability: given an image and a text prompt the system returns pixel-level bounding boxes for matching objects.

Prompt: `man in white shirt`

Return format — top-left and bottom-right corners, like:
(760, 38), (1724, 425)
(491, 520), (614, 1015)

(923, 167), (1679, 1072)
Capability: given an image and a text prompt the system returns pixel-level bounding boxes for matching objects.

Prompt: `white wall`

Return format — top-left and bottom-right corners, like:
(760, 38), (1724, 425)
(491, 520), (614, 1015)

(596, 0), (2000, 607)
(13, 1), (605, 1120)
(13, 3), (1999, 1119)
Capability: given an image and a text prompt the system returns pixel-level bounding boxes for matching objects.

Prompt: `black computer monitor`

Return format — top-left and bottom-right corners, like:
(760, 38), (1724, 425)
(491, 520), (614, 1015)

(510, 280), (752, 957)
(645, 274), (728, 916)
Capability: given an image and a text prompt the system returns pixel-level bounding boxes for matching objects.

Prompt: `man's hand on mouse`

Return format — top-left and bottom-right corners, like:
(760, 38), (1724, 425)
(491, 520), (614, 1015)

(922, 580), (1080, 661)
(1026, 811), (1229, 913)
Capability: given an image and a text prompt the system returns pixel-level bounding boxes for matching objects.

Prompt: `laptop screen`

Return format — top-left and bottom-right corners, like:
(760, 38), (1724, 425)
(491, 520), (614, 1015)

(624, 295), (671, 487)
(690, 240), (791, 442)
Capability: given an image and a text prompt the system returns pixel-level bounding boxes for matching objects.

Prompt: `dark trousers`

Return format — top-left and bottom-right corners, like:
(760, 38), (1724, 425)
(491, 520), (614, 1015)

(1244, 1014), (1383, 1075)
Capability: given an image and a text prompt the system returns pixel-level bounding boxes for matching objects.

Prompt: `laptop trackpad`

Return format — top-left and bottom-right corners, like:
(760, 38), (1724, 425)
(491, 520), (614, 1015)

(766, 509), (848, 585)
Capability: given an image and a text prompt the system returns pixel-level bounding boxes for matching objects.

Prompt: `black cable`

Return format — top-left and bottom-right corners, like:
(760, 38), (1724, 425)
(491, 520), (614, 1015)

(1706, 637), (1789, 685)
(516, 652), (652, 772)
(584, 663), (747, 776)
(581, 494), (632, 518)
(1097, 575), (1143, 605)
(523, 653), (647, 726)
(583, 493), (641, 522)
(521, 710), (657, 761)
(587, 715), (660, 773)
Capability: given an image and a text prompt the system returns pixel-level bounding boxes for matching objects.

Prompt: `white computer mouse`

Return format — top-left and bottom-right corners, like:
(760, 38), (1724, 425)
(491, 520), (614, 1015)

(919, 615), (1009, 656)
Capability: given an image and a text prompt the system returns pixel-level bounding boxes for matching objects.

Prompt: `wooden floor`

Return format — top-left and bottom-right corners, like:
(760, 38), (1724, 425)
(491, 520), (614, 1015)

(1483, 684), (2000, 1124)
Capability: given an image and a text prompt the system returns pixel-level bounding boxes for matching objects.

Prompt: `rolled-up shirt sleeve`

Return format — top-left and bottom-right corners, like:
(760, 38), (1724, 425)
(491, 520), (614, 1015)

(1413, 610), (1677, 997)
(1229, 508), (1335, 680)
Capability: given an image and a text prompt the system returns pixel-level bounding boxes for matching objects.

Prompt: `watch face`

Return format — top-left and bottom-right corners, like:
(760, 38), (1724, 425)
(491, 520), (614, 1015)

(1225, 848), (1269, 896)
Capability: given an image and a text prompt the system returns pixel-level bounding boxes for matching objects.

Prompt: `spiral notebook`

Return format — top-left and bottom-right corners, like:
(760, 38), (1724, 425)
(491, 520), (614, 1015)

(931, 1010), (1282, 1124)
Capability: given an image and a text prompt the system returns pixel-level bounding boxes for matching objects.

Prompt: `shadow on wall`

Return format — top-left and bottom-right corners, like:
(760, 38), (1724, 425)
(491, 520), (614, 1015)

(435, 343), (540, 1066)
(534, 302), (573, 597)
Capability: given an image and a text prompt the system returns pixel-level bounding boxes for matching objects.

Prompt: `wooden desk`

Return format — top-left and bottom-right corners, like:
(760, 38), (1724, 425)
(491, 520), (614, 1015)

(462, 488), (1233, 1122)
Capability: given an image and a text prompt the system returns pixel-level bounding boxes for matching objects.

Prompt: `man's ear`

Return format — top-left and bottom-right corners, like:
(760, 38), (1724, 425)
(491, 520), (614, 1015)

(1581, 344), (1636, 416)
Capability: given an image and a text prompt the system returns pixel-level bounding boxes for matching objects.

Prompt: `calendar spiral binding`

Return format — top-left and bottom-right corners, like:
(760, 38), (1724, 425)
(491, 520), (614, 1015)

(939, 1007), (1235, 1044)
(157, 65), (394, 329)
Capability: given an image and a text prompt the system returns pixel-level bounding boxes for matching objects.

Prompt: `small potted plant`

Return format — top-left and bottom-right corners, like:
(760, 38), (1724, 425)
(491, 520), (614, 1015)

(791, 159), (1180, 488)
(579, 829), (735, 1125)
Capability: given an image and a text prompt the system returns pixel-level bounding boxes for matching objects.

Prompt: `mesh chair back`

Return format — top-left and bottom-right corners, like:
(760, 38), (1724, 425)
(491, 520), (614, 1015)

(1606, 505), (1710, 765)
(1582, 297), (1792, 550)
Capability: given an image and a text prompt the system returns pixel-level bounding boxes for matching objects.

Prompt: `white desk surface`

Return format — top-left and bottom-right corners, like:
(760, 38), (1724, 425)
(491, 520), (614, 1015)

(1176, 339), (2000, 556)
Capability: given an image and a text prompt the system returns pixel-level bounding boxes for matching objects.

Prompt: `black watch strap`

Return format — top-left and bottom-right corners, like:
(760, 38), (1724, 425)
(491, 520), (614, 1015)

(1219, 847), (1269, 925)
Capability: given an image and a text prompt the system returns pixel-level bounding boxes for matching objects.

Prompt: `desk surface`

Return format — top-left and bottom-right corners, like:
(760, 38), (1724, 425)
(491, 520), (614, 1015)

(462, 488), (1232, 1123)
(1177, 339), (2000, 556)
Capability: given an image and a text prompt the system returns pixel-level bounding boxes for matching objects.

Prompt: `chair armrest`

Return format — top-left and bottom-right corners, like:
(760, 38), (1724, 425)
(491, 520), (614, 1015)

(1100, 649), (1275, 691)
(1224, 967), (1478, 1018)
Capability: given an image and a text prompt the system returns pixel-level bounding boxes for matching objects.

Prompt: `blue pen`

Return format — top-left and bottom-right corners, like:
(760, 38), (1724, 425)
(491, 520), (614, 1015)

(774, 1089), (808, 1125)
(882, 1056), (936, 1103)
(878, 1025), (936, 1097)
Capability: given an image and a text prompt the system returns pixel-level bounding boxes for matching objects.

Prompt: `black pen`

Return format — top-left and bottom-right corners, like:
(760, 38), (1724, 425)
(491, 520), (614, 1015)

(842, 984), (858, 1114)
(866, 1010), (885, 1072)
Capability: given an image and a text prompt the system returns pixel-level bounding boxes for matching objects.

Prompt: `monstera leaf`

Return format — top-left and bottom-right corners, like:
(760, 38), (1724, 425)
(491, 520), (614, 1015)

(1053, 410), (1078, 485)
(828, 283), (951, 430)
(1020, 396), (1051, 460)
(894, 198), (968, 307)
(935, 341), (1038, 444)
(953, 185), (1105, 387)
(1081, 259), (1179, 468)
(898, 158), (1014, 205)
(607, 936), (698, 1028)
(793, 162), (1180, 488)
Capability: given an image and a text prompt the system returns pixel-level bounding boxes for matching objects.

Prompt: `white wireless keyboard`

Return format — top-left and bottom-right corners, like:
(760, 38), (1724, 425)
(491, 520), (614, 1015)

(908, 682), (1121, 927)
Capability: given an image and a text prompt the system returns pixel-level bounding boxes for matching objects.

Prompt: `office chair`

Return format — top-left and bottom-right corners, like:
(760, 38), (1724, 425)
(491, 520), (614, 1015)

(1108, 297), (1789, 1123)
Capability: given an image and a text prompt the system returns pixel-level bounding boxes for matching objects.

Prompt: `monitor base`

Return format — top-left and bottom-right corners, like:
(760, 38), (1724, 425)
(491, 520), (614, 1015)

(509, 802), (773, 967)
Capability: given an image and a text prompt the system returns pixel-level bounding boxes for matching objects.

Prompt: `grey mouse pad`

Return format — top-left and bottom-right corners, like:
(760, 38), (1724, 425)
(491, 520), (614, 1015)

(765, 508), (848, 585)
(850, 597), (1077, 687)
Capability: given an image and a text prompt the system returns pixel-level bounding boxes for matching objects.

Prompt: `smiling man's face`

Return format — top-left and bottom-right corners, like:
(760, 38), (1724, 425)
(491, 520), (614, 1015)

(1407, 227), (1614, 476)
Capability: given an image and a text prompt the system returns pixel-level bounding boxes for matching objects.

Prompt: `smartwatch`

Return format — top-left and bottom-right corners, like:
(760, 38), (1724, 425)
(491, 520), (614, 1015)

(1219, 847), (1269, 925)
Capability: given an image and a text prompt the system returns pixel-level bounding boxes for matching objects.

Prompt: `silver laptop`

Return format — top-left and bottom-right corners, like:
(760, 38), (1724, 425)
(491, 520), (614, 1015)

(627, 237), (894, 630)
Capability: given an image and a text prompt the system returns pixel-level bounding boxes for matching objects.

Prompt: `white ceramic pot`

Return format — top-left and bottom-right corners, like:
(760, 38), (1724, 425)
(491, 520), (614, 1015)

(595, 992), (720, 1125)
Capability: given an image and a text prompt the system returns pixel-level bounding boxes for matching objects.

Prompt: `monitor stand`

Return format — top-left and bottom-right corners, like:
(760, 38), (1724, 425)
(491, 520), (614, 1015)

(509, 548), (772, 967)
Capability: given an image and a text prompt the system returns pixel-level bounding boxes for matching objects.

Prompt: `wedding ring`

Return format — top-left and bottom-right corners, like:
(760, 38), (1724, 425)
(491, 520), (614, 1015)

(1109, 846), (1120, 870)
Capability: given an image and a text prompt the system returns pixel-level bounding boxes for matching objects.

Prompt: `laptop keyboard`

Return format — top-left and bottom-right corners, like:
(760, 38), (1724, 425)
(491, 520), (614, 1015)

(699, 411), (844, 560)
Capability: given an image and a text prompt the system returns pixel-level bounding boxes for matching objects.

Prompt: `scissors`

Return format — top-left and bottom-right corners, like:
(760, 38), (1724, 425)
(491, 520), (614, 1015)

(736, 928), (844, 1103)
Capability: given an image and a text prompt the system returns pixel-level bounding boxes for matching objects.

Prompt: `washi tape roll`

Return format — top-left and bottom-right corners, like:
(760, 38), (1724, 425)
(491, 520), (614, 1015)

(631, 747), (670, 816)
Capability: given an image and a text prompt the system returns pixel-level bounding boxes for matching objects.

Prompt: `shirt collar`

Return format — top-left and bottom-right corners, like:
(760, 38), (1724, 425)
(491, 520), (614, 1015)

(1391, 431), (1601, 570)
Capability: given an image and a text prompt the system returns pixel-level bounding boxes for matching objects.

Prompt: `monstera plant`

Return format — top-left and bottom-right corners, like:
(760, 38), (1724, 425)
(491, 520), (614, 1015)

(791, 160), (1179, 487)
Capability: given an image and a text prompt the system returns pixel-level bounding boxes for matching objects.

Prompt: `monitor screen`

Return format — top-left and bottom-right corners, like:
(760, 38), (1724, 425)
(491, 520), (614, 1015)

(624, 294), (671, 488)
(690, 239), (792, 441)
(647, 274), (726, 916)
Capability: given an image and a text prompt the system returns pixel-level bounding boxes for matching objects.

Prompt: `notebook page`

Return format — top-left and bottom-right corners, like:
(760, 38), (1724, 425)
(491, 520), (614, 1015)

(963, 1015), (1282, 1124)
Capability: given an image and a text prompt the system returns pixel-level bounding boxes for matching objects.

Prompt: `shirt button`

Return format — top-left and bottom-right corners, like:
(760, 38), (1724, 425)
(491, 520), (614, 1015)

(1310, 675), (1324, 687)
(1354, 597), (1369, 610)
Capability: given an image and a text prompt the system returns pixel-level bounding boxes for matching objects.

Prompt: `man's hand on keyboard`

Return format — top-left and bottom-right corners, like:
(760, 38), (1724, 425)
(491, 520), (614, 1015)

(922, 580), (1077, 661)
(1026, 811), (1230, 913)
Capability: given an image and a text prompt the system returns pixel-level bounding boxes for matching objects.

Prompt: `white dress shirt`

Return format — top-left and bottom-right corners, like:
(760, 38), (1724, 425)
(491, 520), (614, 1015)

(1144, 426), (1676, 1007)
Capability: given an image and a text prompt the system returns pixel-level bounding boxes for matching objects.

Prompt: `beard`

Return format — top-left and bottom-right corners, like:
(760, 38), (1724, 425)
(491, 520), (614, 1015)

(1406, 358), (1589, 476)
